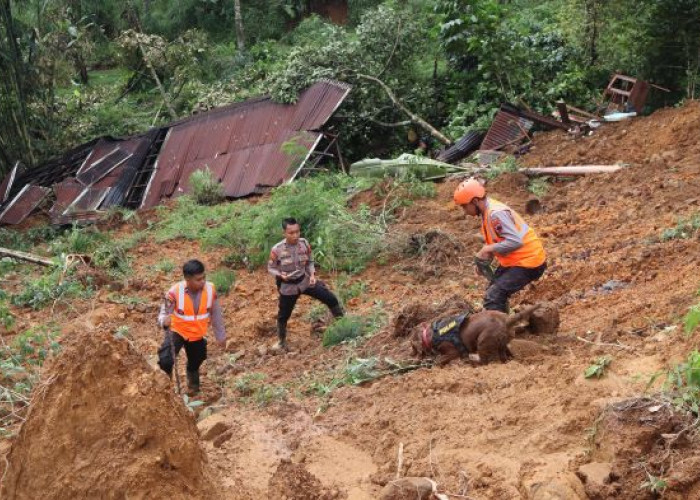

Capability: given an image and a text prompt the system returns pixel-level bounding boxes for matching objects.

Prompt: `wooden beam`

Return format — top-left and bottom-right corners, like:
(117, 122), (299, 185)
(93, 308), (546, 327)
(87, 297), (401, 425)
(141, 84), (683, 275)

(0, 247), (56, 266)
(521, 165), (624, 176)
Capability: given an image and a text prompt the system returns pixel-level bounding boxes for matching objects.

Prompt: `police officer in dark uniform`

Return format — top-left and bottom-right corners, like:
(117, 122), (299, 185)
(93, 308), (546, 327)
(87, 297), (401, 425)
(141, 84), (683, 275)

(267, 218), (344, 350)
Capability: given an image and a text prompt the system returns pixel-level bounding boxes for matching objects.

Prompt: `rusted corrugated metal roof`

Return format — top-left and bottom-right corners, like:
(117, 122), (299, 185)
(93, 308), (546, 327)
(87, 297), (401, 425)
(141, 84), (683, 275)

(0, 185), (51, 225)
(141, 80), (350, 208)
(481, 108), (533, 151)
(0, 80), (350, 224)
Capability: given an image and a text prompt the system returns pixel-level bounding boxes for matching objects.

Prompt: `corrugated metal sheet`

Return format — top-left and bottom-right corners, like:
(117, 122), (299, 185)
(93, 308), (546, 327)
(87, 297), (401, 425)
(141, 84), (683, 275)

(141, 80), (350, 208)
(0, 80), (350, 224)
(0, 185), (51, 225)
(49, 178), (85, 224)
(481, 110), (533, 151)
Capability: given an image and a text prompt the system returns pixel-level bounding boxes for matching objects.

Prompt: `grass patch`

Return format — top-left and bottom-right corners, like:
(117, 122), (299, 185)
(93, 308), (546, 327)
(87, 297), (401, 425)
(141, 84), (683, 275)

(156, 174), (424, 273)
(155, 259), (176, 274)
(0, 326), (61, 433)
(661, 213), (700, 241)
(322, 308), (386, 347)
(234, 373), (287, 407)
(210, 269), (236, 295)
(665, 350), (700, 413)
(11, 268), (92, 310)
(684, 304), (700, 337)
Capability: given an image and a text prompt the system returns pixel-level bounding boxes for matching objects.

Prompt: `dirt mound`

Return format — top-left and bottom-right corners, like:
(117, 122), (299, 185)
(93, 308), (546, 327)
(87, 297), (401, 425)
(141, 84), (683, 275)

(523, 100), (700, 168)
(267, 459), (343, 500)
(393, 294), (474, 337)
(1, 331), (221, 500)
(584, 397), (700, 499)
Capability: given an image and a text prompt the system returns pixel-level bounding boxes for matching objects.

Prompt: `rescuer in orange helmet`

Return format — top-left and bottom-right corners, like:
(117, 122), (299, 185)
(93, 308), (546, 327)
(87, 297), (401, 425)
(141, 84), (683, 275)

(454, 178), (547, 312)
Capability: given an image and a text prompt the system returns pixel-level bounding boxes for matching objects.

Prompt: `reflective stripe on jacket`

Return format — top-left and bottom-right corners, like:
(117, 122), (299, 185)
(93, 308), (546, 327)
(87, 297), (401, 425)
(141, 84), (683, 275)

(481, 198), (546, 268)
(169, 281), (215, 341)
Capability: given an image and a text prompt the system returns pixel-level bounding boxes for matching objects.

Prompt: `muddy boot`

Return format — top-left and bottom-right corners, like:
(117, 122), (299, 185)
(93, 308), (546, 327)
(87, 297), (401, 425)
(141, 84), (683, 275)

(330, 304), (345, 318)
(276, 321), (289, 352)
(186, 370), (200, 395)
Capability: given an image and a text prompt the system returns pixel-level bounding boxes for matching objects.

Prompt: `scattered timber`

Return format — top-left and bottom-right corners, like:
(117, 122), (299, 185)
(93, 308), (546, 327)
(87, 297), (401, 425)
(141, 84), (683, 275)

(521, 165), (624, 176)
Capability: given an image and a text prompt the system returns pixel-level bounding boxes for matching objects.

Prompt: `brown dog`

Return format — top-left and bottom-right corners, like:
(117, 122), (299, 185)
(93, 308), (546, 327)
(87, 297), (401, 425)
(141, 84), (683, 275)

(411, 304), (541, 366)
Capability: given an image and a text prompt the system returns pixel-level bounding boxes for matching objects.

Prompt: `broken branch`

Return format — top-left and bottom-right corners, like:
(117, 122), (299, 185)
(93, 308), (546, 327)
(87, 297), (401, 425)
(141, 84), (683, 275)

(356, 73), (452, 146)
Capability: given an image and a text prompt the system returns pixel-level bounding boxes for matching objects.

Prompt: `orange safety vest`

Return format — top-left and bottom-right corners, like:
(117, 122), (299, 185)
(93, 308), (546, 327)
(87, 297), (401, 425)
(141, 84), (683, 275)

(481, 198), (546, 269)
(169, 281), (215, 341)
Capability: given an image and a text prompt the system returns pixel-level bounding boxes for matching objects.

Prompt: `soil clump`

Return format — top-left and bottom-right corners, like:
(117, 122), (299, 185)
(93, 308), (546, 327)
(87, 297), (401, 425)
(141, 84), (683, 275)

(1, 330), (221, 500)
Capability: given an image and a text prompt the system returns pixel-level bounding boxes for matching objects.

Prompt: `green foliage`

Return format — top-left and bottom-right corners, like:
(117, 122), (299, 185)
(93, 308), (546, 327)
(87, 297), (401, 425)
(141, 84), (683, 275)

(528, 177), (551, 198)
(0, 325), (61, 430)
(0, 297), (14, 330)
(483, 156), (520, 180)
(234, 372), (287, 407)
(156, 260), (176, 274)
(0, 226), (61, 252)
(158, 174), (393, 273)
(210, 269), (236, 295)
(322, 308), (386, 347)
(92, 241), (131, 278)
(11, 268), (91, 310)
(665, 350), (700, 413)
(334, 275), (368, 307)
(661, 213), (700, 241)
(189, 167), (225, 206)
(640, 473), (668, 495)
(114, 325), (131, 340)
(584, 356), (611, 379)
(685, 305), (700, 337)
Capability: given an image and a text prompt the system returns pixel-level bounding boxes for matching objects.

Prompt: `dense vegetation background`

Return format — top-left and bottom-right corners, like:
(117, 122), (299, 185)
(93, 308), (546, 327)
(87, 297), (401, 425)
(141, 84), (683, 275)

(1, 0), (699, 176)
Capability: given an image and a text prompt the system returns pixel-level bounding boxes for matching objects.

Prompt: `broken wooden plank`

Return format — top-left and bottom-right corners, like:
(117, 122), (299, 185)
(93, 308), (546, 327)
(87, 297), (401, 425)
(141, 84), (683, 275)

(521, 165), (624, 176)
(565, 104), (600, 120)
(0, 247), (56, 267)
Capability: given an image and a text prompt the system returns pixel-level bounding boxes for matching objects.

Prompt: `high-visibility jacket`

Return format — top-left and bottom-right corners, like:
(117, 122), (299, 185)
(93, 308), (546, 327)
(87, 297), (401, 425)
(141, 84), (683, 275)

(169, 281), (215, 341)
(481, 198), (546, 268)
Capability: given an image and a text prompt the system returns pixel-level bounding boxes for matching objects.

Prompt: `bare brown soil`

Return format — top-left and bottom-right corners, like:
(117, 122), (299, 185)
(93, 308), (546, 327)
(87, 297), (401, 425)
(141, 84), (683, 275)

(0, 330), (221, 500)
(3, 101), (700, 498)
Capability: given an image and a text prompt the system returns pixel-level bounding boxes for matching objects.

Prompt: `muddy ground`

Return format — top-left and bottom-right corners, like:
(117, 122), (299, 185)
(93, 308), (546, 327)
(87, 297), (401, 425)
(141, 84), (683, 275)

(2, 101), (700, 498)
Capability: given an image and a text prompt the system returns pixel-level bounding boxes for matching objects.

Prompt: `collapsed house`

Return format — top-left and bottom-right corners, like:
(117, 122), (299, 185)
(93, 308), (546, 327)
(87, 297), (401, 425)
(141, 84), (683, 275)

(0, 80), (351, 225)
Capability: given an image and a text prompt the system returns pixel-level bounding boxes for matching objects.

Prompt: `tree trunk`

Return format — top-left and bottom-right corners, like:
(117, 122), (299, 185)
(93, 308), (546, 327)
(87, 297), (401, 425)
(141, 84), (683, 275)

(234, 0), (245, 51)
(357, 74), (452, 146)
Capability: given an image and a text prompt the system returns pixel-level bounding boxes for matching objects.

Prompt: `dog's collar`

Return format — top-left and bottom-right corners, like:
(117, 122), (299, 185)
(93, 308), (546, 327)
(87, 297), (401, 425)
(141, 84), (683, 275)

(421, 323), (432, 351)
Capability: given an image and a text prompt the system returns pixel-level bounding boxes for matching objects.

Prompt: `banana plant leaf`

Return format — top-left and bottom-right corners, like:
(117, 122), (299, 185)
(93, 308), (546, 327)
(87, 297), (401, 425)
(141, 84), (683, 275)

(350, 154), (471, 180)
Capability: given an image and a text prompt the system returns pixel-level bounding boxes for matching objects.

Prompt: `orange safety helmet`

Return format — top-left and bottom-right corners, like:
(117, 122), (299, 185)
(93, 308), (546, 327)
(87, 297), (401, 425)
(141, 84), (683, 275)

(453, 178), (485, 205)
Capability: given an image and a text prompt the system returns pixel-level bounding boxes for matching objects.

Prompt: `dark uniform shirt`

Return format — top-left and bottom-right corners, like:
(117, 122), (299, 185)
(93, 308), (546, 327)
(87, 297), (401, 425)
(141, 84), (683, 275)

(267, 238), (315, 296)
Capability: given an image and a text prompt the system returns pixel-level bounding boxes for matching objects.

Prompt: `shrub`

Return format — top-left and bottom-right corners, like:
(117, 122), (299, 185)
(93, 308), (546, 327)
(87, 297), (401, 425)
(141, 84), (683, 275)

(685, 305), (700, 336)
(528, 177), (551, 197)
(189, 167), (224, 206)
(92, 241), (131, 278)
(334, 275), (368, 307)
(233, 372), (287, 407)
(210, 269), (236, 295)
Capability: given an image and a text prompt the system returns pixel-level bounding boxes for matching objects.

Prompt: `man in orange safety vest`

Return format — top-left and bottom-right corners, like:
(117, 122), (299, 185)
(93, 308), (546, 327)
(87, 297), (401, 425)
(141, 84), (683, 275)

(157, 259), (226, 394)
(454, 178), (547, 312)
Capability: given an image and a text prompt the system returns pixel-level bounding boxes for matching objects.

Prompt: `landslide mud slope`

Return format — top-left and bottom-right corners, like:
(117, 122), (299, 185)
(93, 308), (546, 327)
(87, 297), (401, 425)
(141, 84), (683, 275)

(2, 101), (700, 498)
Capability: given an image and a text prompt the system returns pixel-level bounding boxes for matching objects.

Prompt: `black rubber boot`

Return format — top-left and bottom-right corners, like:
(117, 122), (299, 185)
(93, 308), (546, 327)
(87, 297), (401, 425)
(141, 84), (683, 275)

(186, 370), (200, 395)
(276, 321), (289, 351)
(330, 304), (345, 318)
